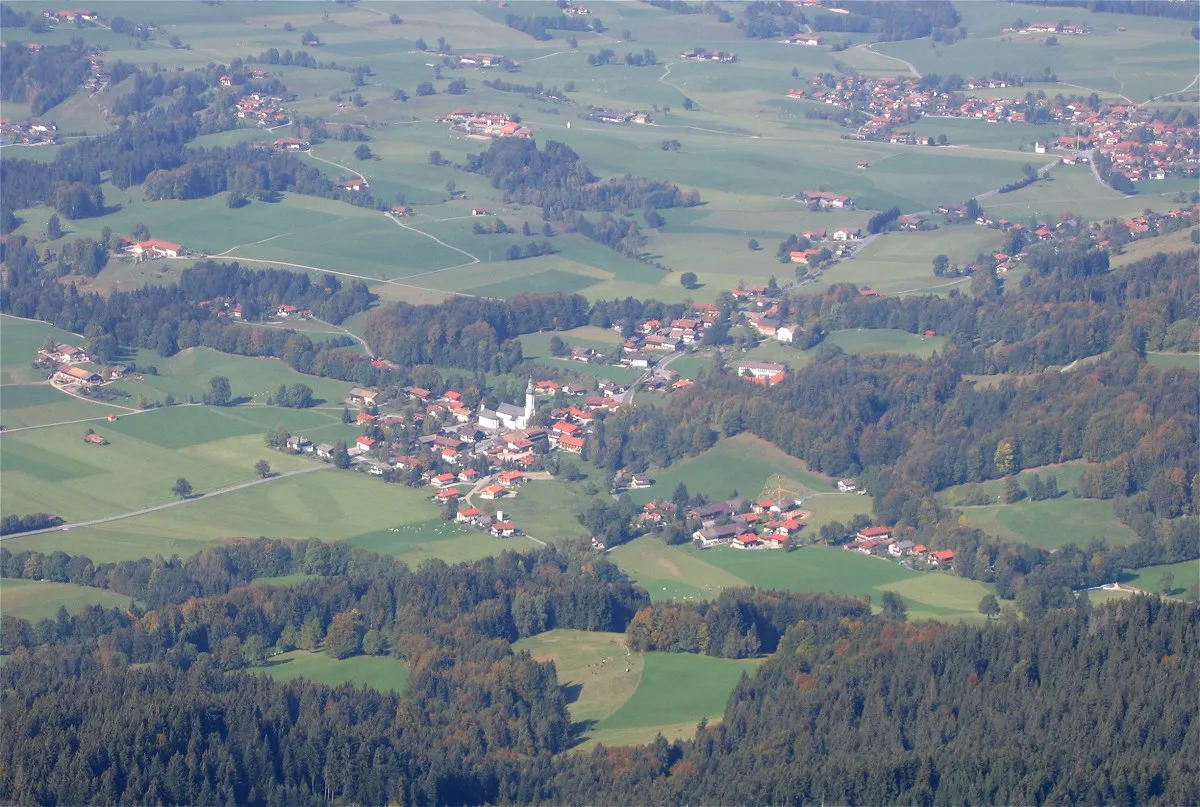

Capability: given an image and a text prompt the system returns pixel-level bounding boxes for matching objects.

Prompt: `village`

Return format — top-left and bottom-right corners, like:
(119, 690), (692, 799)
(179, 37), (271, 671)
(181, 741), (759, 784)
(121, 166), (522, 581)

(787, 70), (1198, 182)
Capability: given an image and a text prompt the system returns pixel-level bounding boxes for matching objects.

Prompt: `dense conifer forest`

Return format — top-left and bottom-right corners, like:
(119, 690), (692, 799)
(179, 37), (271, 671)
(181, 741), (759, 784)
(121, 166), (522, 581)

(0, 540), (1195, 804)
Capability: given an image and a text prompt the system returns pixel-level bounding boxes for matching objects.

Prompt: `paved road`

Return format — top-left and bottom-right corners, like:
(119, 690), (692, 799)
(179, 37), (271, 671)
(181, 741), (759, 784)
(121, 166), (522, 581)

(1, 465), (331, 541)
(620, 350), (686, 405)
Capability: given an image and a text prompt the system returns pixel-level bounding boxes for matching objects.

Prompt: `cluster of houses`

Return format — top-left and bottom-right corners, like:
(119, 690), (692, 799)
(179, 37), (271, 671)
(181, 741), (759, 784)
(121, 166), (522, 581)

(0, 119), (57, 146)
(684, 496), (811, 550)
(40, 8), (100, 23)
(798, 190), (854, 209)
(962, 203), (1198, 274)
(588, 108), (653, 126)
(679, 48), (737, 63)
(439, 109), (533, 140)
(36, 343), (130, 389)
(847, 526), (956, 567)
(318, 378), (624, 479)
(228, 90), (289, 128)
(277, 378), (642, 540)
(1001, 21), (1090, 35)
(788, 72), (1198, 176)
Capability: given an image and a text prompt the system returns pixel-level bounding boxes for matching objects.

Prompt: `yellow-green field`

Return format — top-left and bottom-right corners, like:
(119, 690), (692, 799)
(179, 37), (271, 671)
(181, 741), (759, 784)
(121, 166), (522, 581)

(252, 649), (410, 694)
(514, 629), (759, 749)
(0, 578), (133, 621)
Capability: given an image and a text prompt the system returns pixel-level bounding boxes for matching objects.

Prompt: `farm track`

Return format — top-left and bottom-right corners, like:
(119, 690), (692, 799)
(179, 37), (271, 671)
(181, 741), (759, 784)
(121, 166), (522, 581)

(0, 465), (332, 541)
(208, 149), (484, 295)
(855, 42), (922, 79)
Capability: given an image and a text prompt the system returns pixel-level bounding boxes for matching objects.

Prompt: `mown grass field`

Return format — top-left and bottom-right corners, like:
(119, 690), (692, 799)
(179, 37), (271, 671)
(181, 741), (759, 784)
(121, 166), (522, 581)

(824, 328), (947, 357)
(956, 495), (1138, 550)
(517, 629), (761, 749)
(627, 433), (836, 504)
(938, 461), (1090, 506)
(514, 630), (644, 729)
(0, 579), (133, 621)
(1112, 229), (1198, 267)
(1146, 352), (1199, 372)
(1123, 559), (1200, 598)
(495, 477), (590, 544)
(2, 467), (505, 566)
(110, 346), (354, 407)
(253, 649), (410, 694)
(610, 538), (750, 602)
(249, 573), (316, 588)
(586, 652), (761, 748)
(0, 407), (320, 523)
(706, 546), (993, 622)
(611, 537), (993, 623)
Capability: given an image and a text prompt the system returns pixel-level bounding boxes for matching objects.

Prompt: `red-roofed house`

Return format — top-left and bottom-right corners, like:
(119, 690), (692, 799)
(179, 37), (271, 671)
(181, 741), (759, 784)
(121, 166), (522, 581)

(929, 549), (955, 566)
(558, 434), (585, 454)
(127, 239), (183, 258)
(497, 470), (526, 487)
(856, 526), (893, 541)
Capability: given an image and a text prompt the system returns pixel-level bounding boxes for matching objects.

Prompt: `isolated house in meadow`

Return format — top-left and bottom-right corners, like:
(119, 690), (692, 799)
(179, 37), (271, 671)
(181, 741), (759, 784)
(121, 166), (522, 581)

(127, 239), (183, 258)
(337, 178), (367, 191)
(737, 361), (786, 380)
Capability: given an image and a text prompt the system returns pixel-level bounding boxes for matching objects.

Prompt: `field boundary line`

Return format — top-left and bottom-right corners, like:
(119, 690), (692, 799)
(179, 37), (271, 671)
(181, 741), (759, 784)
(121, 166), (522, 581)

(0, 465), (332, 541)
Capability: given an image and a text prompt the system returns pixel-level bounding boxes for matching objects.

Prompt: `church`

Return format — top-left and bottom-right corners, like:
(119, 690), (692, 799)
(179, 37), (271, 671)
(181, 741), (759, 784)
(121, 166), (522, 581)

(479, 378), (535, 431)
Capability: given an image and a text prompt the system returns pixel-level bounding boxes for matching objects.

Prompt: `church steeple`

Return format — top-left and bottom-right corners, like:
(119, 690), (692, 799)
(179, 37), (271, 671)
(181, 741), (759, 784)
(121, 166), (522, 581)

(524, 376), (535, 423)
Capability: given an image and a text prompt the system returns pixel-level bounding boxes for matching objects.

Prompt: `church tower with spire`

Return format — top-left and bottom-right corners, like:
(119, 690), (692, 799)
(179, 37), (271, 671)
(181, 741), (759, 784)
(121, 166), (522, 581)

(522, 377), (535, 428)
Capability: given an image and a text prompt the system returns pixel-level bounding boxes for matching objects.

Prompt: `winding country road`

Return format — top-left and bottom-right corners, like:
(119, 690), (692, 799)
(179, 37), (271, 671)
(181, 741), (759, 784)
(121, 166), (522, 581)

(856, 42), (922, 79)
(0, 465), (331, 541)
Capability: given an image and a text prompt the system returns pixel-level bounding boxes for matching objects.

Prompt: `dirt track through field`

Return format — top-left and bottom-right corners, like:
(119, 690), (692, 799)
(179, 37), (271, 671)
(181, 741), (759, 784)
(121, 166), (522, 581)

(0, 466), (331, 541)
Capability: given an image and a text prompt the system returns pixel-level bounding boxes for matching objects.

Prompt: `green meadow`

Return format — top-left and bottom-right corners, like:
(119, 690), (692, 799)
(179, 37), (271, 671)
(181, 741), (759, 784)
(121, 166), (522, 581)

(1146, 353), (1199, 372)
(610, 537), (992, 623)
(514, 629), (759, 749)
(0, 407), (321, 522)
(0, 579), (134, 621)
(1122, 560), (1200, 598)
(495, 477), (590, 544)
(956, 495), (1138, 550)
(253, 649), (410, 694)
(587, 652), (760, 748)
(627, 433), (836, 506)
(2, 466), (507, 567)
(515, 630), (644, 728)
(110, 346), (355, 407)
(938, 461), (1090, 506)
